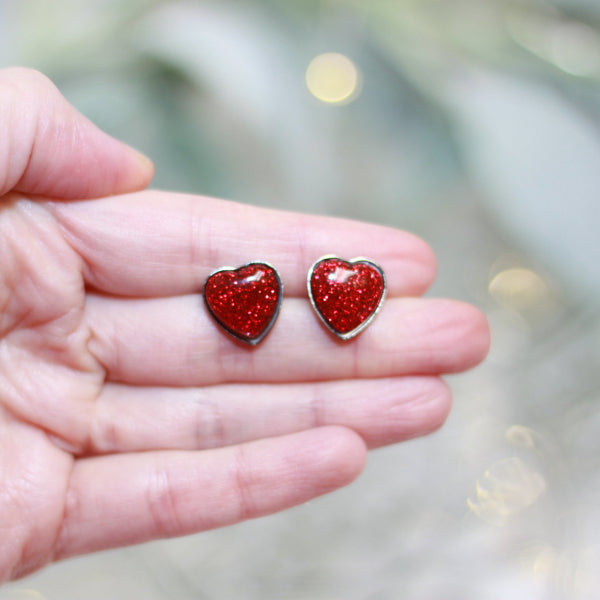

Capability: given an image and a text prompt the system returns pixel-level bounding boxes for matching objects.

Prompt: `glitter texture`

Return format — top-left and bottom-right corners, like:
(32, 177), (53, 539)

(204, 263), (282, 345)
(308, 257), (385, 340)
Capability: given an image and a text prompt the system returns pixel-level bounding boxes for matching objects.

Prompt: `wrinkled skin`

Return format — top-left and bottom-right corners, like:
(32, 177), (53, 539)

(0, 68), (490, 582)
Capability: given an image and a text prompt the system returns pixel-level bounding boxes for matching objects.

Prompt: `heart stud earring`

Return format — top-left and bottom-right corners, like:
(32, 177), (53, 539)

(307, 255), (386, 340)
(203, 262), (282, 345)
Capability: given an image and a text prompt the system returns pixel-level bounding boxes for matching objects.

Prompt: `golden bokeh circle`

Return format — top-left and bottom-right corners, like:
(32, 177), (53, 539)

(305, 52), (361, 104)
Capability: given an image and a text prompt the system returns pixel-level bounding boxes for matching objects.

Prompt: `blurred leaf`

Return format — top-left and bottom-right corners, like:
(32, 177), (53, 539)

(444, 69), (600, 302)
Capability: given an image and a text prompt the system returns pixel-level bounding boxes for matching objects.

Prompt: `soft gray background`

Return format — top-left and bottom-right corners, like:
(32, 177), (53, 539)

(1, 1), (600, 598)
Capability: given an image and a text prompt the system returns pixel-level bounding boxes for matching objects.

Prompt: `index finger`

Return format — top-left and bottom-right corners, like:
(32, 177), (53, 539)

(48, 190), (436, 298)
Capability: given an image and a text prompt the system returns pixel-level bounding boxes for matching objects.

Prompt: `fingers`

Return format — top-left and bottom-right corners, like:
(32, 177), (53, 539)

(48, 190), (436, 297)
(0, 68), (154, 199)
(88, 377), (450, 455)
(53, 427), (366, 560)
(85, 294), (490, 386)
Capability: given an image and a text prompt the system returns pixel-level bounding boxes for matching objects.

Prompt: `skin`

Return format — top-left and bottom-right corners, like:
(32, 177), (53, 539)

(0, 67), (490, 582)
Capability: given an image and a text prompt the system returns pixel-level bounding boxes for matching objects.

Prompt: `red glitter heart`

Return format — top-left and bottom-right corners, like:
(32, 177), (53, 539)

(308, 256), (386, 340)
(204, 262), (282, 345)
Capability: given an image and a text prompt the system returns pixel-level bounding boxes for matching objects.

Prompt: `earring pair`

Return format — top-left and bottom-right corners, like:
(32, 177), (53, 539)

(203, 256), (386, 345)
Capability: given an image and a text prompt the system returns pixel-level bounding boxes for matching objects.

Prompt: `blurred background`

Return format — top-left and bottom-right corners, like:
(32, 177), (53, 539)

(1, 0), (600, 598)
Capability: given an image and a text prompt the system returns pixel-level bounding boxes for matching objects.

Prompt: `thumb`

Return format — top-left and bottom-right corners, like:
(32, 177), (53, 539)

(0, 67), (154, 199)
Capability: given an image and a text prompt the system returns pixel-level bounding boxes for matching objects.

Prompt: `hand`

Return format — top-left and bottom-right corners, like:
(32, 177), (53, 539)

(0, 68), (489, 582)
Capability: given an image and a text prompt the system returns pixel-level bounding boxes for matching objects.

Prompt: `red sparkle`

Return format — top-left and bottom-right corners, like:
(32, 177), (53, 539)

(204, 263), (281, 344)
(309, 258), (385, 338)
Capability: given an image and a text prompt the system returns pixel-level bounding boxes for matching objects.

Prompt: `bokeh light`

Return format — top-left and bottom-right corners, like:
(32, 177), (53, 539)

(488, 267), (550, 312)
(305, 52), (361, 104)
(467, 457), (546, 526)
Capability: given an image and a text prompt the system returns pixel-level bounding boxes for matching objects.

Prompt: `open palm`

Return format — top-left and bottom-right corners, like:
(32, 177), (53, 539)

(0, 68), (489, 583)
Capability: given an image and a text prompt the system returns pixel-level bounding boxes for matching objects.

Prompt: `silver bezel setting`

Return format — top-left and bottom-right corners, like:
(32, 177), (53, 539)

(307, 255), (386, 341)
(203, 261), (283, 346)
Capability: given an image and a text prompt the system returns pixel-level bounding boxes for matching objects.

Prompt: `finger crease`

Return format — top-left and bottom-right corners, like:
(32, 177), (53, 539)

(308, 382), (325, 428)
(232, 445), (255, 522)
(50, 459), (79, 562)
(146, 460), (183, 538)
